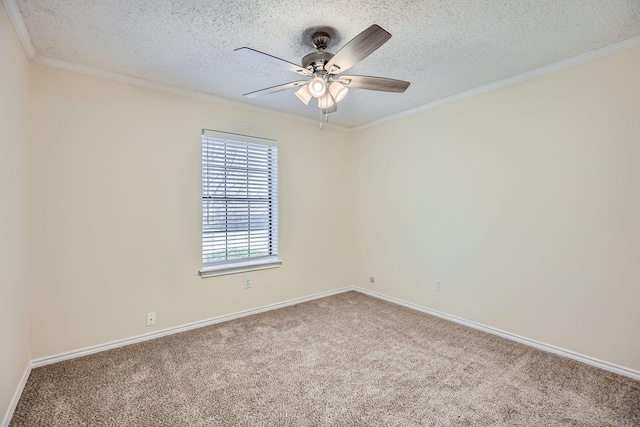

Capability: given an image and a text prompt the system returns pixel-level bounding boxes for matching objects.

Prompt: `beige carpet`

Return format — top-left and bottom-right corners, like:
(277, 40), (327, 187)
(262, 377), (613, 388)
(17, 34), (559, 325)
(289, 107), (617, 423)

(10, 291), (640, 426)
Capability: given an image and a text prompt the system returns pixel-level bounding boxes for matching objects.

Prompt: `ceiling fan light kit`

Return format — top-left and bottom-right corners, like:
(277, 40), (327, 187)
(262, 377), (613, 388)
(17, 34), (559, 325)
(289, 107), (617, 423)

(329, 81), (349, 103)
(308, 75), (328, 97)
(295, 84), (312, 105)
(318, 92), (335, 109)
(235, 24), (410, 117)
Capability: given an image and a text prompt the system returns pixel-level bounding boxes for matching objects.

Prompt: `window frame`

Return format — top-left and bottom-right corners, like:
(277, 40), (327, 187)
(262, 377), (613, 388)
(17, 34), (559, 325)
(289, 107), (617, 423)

(199, 130), (281, 278)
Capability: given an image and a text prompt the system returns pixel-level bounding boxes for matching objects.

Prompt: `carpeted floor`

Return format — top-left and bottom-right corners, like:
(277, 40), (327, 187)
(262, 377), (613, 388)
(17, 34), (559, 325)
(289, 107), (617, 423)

(10, 291), (640, 426)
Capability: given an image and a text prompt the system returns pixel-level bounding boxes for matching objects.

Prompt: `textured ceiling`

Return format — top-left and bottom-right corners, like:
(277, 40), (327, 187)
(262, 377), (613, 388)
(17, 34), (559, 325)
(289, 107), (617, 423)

(12, 0), (640, 128)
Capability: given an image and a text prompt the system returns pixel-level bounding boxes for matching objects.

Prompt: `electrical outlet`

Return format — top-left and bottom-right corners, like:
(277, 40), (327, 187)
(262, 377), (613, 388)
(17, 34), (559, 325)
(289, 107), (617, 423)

(436, 281), (443, 292)
(244, 278), (251, 289)
(146, 312), (156, 326)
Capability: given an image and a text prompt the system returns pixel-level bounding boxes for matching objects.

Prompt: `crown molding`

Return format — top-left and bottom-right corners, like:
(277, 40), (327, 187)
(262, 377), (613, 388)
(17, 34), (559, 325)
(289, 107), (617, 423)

(353, 35), (640, 132)
(2, 0), (348, 133)
(31, 55), (351, 132)
(2, 0), (36, 60)
(5, 0), (640, 132)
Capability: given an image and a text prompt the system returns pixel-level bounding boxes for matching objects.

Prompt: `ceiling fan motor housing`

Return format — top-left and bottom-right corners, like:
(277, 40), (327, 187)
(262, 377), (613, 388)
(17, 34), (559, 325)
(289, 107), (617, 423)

(302, 51), (334, 71)
(301, 31), (335, 71)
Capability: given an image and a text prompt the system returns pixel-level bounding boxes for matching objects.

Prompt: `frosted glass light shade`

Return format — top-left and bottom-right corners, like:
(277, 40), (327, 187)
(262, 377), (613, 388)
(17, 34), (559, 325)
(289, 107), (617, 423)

(329, 81), (349, 103)
(295, 84), (312, 105)
(317, 92), (335, 109)
(308, 76), (327, 97)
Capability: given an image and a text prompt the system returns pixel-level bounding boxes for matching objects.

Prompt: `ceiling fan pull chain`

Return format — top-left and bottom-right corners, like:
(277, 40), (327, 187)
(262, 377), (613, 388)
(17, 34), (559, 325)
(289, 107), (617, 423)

(319, 109), (330, 130)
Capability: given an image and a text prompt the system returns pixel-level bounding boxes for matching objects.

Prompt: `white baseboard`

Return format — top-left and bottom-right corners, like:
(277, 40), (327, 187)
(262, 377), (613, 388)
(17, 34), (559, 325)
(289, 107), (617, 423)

(1, 363), (31, 427)
(353, 287), (640, 381)
(6, 285), (639, 425)
(31, 286), (353, 368)
(4, 287), (352, 425)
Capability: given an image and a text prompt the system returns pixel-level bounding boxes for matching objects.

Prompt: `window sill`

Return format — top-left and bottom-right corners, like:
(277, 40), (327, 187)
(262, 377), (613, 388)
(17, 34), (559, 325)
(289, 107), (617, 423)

(199, 256), (282, 278)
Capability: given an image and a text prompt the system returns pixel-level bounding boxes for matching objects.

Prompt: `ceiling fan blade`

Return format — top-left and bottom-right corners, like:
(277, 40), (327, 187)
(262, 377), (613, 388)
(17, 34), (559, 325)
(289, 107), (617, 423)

(243, 81), (308, 98)
(324, 25), (392, 75)
(339, 75), (410, 93)
(235, 47), (311, 76)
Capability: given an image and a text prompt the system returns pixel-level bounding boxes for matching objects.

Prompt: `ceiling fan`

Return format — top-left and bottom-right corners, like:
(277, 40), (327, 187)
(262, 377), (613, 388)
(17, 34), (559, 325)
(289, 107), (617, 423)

(234, 24), (410, 115)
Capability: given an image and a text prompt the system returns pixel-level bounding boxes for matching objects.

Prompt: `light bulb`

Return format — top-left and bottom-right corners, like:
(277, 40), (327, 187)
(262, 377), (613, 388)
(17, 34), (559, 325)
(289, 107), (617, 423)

(295, 84), (312, 105)
(308, 76), (327, 98)
(317, 92), (335, 109)
(329, 81), (349, 103)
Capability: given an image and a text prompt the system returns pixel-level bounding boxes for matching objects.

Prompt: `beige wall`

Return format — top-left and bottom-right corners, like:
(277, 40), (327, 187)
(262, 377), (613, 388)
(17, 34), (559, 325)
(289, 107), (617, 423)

(29, 65), (357, 359)
(3, 11), (639, 417)
(353, 47), (640, 371)
(0, 3), (31, 421)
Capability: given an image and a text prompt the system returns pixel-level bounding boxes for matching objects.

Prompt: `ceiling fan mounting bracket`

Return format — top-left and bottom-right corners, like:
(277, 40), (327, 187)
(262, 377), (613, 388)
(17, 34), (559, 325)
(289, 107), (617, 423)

(311, 31), (331, 51)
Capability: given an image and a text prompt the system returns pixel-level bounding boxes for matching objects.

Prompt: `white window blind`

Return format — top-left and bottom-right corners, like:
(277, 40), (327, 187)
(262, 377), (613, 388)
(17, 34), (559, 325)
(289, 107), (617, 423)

(201, 130), (280, 276)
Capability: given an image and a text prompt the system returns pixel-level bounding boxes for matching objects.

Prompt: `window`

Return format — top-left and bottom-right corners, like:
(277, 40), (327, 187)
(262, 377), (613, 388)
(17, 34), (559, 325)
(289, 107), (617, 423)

(200, 130), (281, 278)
